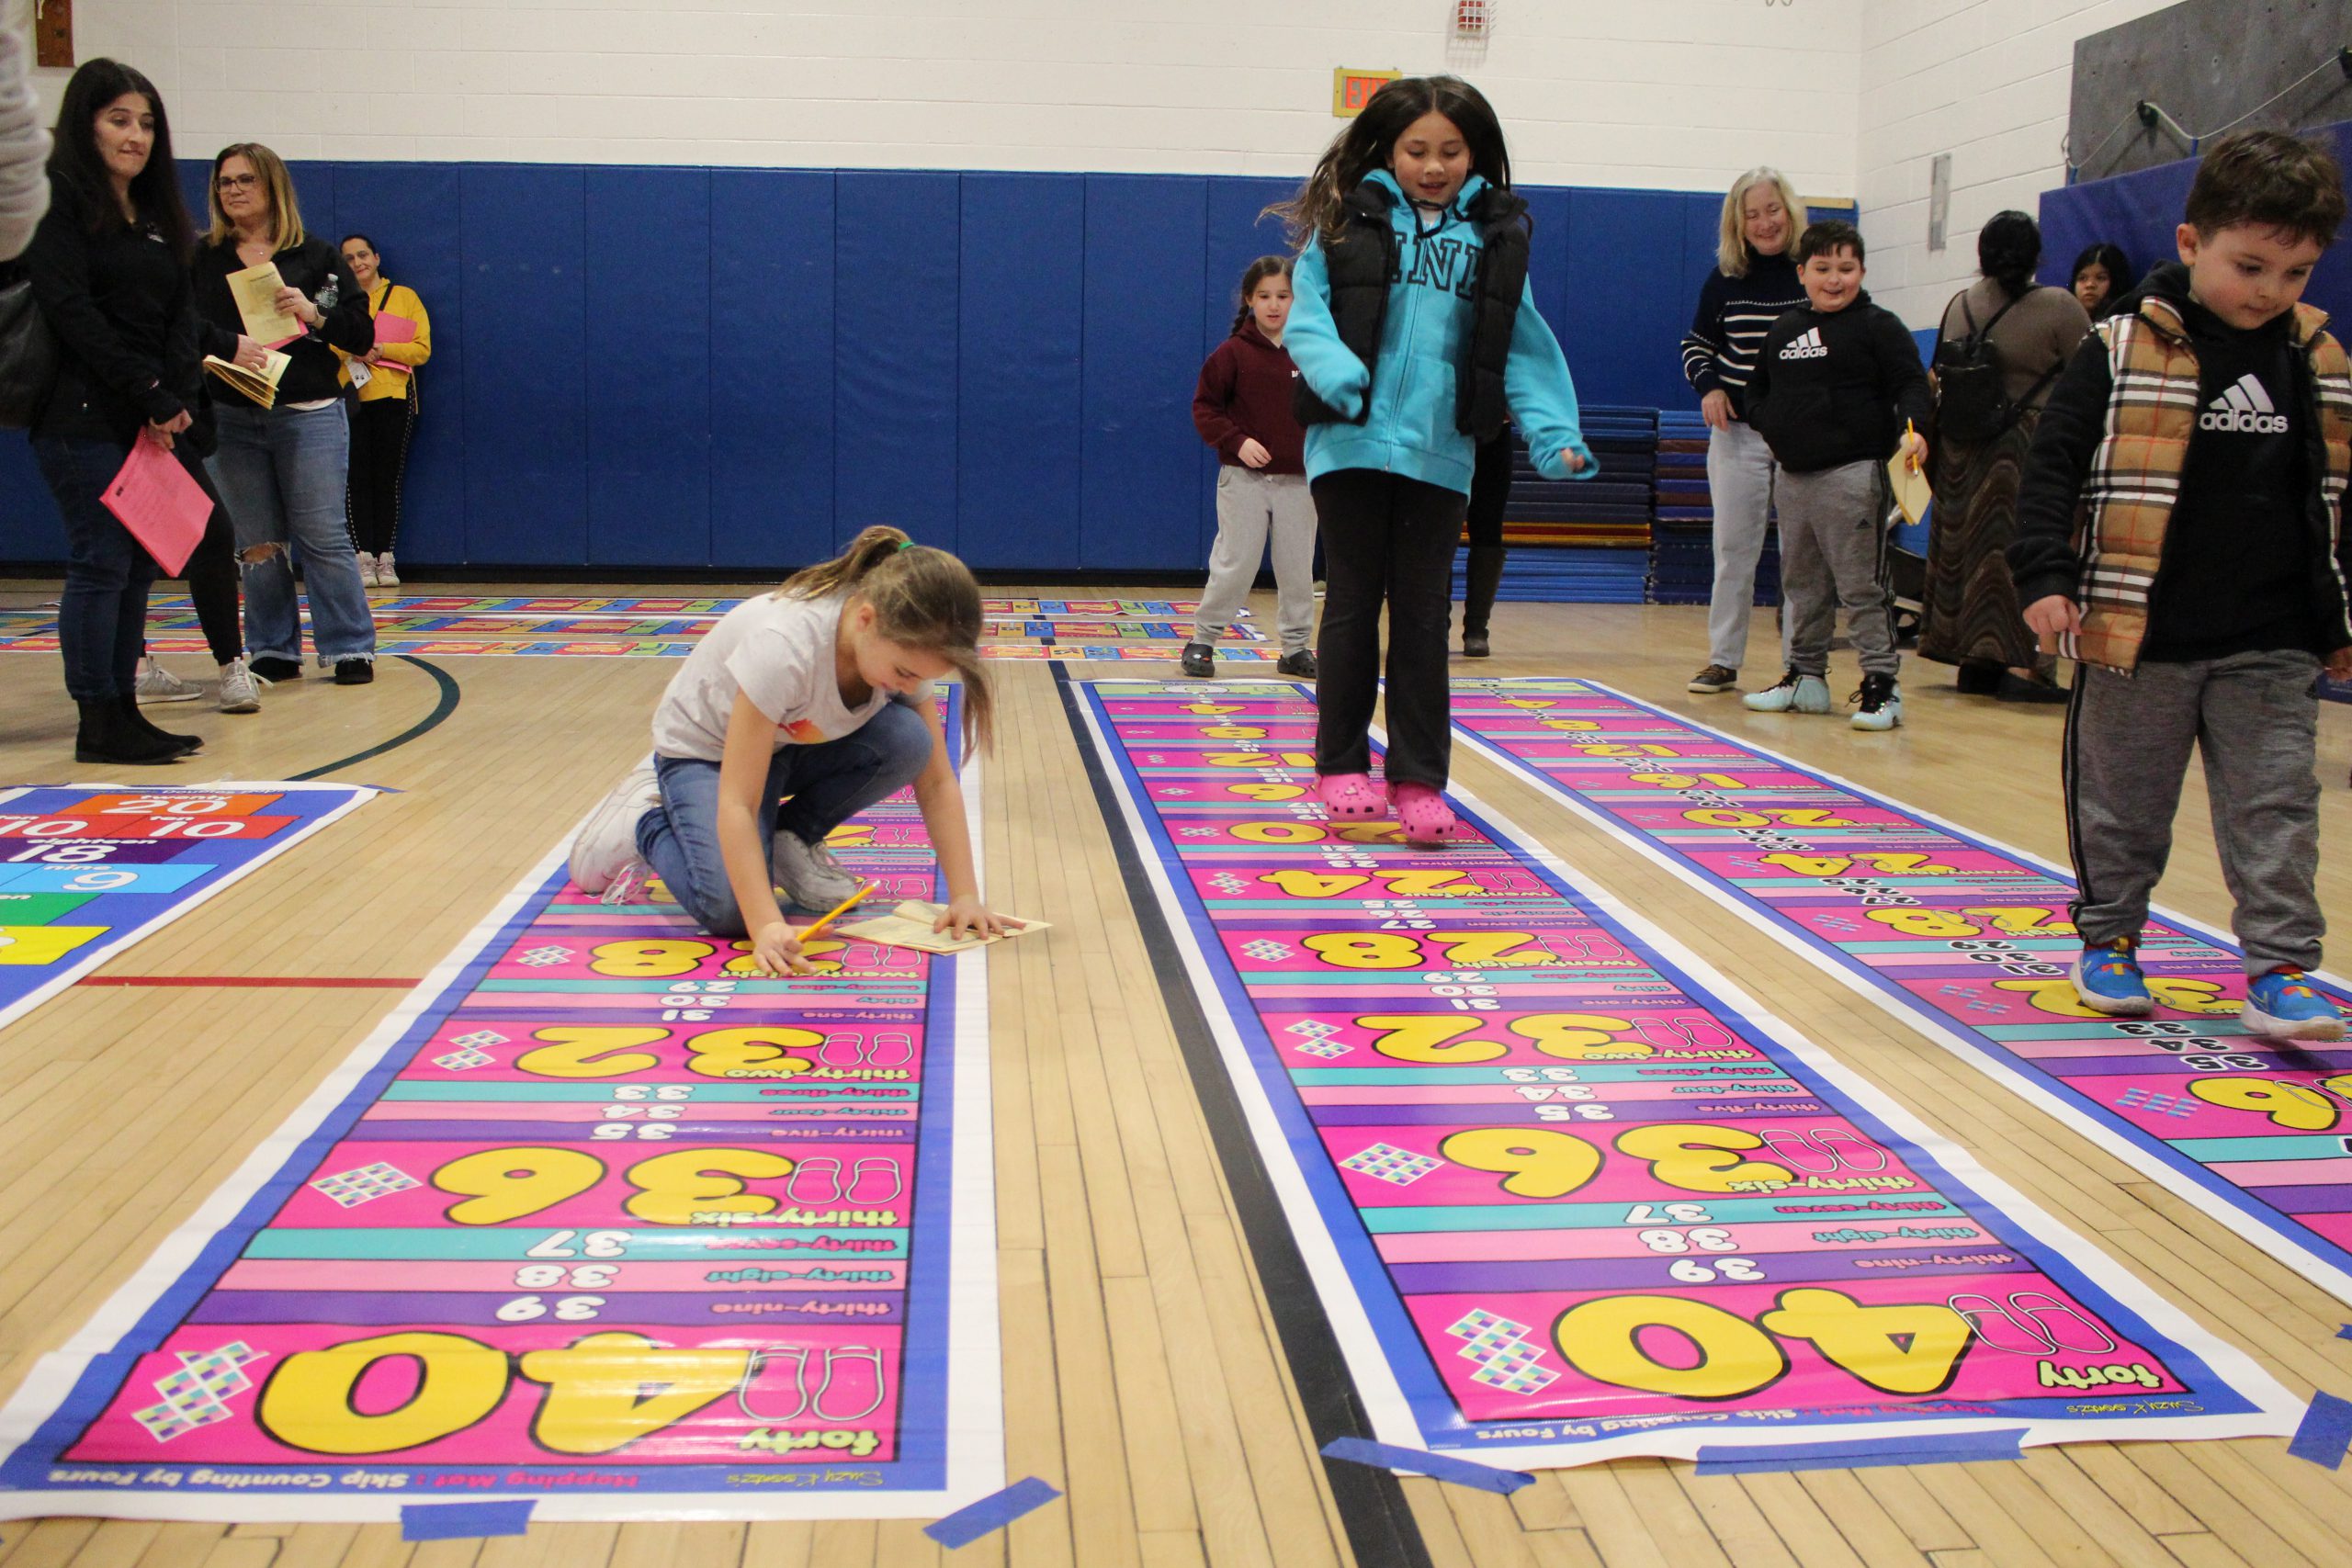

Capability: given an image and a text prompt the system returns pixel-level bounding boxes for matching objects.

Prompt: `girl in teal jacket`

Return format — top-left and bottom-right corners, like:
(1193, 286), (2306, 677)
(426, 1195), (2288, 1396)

(1279, 74), (1592, 845)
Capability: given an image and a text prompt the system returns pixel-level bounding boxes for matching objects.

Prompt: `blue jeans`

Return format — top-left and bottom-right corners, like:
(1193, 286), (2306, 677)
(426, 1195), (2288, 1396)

(34, 434), (155, 702)
(208, 400), (377, 665)
(637, 701), (933, 937)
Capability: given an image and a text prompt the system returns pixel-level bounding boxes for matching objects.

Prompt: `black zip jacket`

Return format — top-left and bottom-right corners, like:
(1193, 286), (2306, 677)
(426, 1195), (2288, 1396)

(2008, 263), (2352, 660)
(1744, 290), (1932, 473)
(191, 233), (372, 407)
(22, 176), (200, 443)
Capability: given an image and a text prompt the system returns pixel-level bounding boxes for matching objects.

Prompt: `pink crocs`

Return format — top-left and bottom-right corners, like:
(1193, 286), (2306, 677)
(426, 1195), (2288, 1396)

(1317, 773), (1385, 820)
(1391, 781), (1462, 845)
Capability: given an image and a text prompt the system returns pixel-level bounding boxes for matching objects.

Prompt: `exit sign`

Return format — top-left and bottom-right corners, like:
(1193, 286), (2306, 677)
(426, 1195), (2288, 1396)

(1333, 68), (1401, 118)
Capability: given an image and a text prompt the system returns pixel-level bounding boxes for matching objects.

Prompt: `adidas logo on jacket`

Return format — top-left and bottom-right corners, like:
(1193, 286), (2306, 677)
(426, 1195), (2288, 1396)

(1780, 326), (1828, 360)
(2200, 372), (2290, 434)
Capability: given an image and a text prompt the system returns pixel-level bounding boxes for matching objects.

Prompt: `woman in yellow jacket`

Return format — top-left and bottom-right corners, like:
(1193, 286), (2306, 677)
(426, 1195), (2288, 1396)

(335, 233), (429, 586)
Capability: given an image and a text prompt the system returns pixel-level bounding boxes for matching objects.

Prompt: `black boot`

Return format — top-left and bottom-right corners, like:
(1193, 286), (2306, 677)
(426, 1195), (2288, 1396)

(118, 694), (201, 754)
(1462, 546), (1506, 658)
(76, 699), (186, 765)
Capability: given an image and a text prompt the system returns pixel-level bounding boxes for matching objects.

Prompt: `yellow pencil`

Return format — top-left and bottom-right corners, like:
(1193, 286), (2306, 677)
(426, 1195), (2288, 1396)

(797, 880), (877, 944)
(1903, 418), (1922, 472)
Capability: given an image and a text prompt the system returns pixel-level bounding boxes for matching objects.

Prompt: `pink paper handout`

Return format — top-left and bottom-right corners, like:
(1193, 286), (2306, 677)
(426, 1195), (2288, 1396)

(101, 436), (210, 576)
(371, 312), (417, 344)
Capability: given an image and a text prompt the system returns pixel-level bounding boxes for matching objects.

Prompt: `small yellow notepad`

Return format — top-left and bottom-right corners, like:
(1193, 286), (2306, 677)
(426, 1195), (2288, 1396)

(834, 900), (1048, 955)
(1887, 450), (1931, 525)
(225, 262), (304, 344)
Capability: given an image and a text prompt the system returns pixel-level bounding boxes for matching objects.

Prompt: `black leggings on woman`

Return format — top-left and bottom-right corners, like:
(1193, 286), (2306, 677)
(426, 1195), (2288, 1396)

(1461, 432), (1513, 637)
(179, 478), (243, 666)
(345, 395), (416, 556)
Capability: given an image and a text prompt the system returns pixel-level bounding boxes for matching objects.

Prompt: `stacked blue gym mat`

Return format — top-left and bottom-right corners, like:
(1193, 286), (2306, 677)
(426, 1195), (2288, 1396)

(1645, 410), (1780, 606)
(1448, 407), (1655, 604)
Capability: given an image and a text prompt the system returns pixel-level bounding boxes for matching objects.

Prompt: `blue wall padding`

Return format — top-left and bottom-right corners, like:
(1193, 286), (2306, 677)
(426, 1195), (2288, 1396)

(709, 169), (835, 570)
(1081, 175), (1207, 570)
(0, 164), (1751, 572)
(957, 173), (1085, 570)
(835, 171), (961, 556)
(586, 167), (711, 566)
(2039, 119), (2352, 326)
(460, 164), (587, 565)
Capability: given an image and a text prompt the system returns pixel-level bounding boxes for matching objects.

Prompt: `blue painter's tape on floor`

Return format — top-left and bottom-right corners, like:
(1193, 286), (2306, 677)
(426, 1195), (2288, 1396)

(1694, 1429), (2027, 1475)
(399, 1500), (535, 1540)
(2289, 1393), (2352, 1469)
(923, 1476), (1063, 1549)
(1319, 1436), (1534, 1495)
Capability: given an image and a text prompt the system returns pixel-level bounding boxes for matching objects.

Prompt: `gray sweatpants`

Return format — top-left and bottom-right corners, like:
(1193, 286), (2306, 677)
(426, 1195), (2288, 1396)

(1706, 420), (1781, 671)
(1777, 458), (1898, 680)
(1195, 467), (1317, 653)
(2066, 650), (2324, 974)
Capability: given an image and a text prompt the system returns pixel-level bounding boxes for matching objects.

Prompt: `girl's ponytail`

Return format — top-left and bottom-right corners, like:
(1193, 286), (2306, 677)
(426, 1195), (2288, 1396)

(777, 525), (910, 601)
(782, 527), (996, 757)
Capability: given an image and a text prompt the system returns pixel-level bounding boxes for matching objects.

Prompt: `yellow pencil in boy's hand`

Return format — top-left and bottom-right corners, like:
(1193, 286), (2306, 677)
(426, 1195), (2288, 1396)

(797, 880), (877, 944)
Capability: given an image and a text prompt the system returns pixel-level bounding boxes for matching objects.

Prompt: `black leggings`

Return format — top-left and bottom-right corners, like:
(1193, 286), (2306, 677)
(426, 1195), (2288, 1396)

(345, 394), (416, 555)
(1312, 468), (1467, 789)
(156, 448), (241, 667)
(1465, 431), (1513, 548)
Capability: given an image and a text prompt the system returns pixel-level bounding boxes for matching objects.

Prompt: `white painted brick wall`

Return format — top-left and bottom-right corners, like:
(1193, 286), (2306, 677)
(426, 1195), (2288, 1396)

(1857, 0), (2182, 327)
(16, 0), (1865, 196)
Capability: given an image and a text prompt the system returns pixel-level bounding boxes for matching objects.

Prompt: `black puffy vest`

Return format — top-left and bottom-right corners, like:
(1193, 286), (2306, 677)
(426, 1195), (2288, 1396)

(1295, 180), (1529, 440)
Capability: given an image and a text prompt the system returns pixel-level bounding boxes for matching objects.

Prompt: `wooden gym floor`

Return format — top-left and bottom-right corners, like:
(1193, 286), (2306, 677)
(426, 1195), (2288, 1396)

(3, 581), (2351, 1568)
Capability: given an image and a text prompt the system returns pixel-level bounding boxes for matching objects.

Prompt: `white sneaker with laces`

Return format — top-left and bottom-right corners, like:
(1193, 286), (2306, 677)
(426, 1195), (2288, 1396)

(772, 829), (860, 909)
(135, 658), (203, 704)
(570, 755), (662, 892)
(356, 553), (379, 587)
(217, 657), (264, 714)
(599, 858), (657, 907)
(377, 552), (400, 588)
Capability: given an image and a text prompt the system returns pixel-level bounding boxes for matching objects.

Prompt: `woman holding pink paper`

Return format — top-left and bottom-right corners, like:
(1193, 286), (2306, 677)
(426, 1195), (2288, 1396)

(21, 58), (210, 763)
(334, 233), (430, 588)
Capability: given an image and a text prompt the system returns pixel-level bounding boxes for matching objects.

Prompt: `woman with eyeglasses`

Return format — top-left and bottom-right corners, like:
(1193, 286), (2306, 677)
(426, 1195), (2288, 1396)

(191, 142), (377, 683)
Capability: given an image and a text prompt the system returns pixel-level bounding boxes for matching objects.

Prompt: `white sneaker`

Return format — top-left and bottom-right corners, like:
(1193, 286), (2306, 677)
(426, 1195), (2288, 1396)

(135, 658), (203, 704)
(1743, 669), (1833, 715)
(356, 552), (379, 587)
(772, 829), (860, 909)
(217, 657), (264, 714)
(569, 755), (661, 892)
(376, 552), (400, 588)
(599, 858), (657, 907)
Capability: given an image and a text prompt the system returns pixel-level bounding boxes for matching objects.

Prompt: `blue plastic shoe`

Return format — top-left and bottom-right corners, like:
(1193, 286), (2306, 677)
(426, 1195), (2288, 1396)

(1744, 668), (1833, 715)
(2243, 968), (2347, 1042)
(2071, 938), (2153, 1017)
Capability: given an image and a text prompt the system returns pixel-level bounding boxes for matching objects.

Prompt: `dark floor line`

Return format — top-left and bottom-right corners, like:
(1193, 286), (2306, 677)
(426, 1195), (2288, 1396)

(1048, 661), (1434, 1568)
(290, 656), (460, 782)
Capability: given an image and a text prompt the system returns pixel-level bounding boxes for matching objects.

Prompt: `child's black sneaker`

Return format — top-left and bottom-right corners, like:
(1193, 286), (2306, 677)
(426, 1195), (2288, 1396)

(1849, 672), (1903, 731)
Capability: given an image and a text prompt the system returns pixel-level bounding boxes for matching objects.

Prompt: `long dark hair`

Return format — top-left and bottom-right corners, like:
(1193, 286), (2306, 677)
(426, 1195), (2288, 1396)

(1270, 75), (1512, 247)
(1976, 209), (2041, 298)
(1230, 255), (1291, 335)
(2069, 243), (2133, 315)
(46, 59), (192, 258)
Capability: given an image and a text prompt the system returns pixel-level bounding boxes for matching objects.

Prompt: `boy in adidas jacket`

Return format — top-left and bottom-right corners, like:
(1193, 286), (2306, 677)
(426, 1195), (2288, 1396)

(2008, 130), (2352, 1041)
(1743, 221), (1931, 729)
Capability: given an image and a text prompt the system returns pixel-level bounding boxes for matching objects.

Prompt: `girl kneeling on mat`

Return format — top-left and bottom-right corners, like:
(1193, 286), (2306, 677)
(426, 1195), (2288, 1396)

(1278, 74), (1592, 845)
(569, 526), (1014, 976)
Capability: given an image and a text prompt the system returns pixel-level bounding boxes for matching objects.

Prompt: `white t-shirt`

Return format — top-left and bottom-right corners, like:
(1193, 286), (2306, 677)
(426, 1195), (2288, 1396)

(650, 592), (923, 762)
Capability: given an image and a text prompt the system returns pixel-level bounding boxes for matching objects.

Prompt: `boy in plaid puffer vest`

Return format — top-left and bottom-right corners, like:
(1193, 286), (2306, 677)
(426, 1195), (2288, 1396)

(2010, 130), (2352, 1040)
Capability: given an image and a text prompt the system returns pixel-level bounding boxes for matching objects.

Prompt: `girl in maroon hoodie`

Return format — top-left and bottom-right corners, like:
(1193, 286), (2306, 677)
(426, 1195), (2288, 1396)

(1185, 255), (1318, 679)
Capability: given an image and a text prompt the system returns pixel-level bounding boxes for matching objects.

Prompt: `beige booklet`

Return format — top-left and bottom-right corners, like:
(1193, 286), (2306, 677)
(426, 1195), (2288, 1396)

(202, 349), (292, 409)
(226, 261), (304, 343)
(1887, 449), (1931, 525)
(834, 899), (1048, 954)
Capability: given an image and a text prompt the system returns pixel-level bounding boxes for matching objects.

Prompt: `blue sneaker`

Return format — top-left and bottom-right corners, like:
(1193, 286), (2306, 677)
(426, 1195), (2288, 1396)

(1744, 668), (1833, 715)
(2243, 968), (2346, 1042)
(2071, 939), (2153, 1017)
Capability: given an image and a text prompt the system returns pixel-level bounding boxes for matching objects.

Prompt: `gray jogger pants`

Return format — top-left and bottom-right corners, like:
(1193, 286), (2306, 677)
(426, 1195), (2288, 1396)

(1776, 457), (1898, 680)
(2065, 649), (2324, 974)
(1195, 467), (1317, 653)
